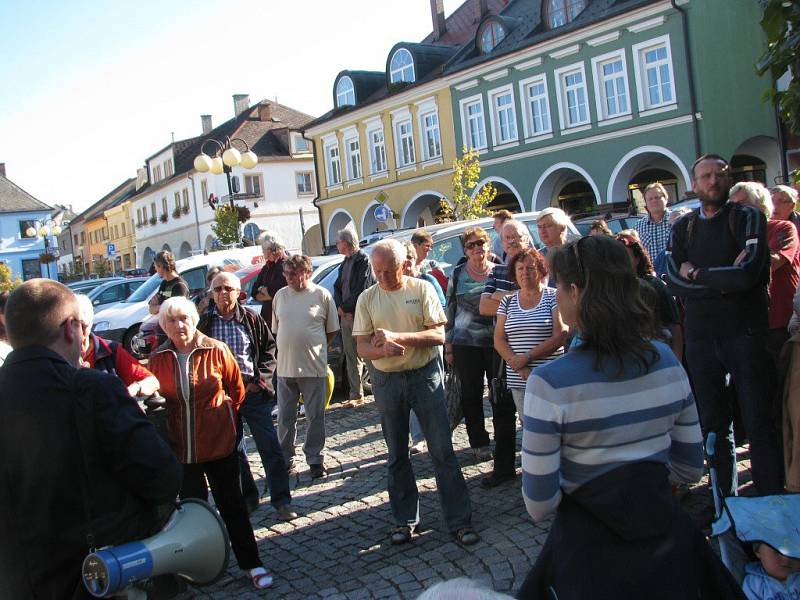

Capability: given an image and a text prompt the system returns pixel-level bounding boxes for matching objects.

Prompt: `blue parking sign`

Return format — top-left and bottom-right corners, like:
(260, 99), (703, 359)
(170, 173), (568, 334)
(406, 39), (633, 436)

(107, 243), (116, 257)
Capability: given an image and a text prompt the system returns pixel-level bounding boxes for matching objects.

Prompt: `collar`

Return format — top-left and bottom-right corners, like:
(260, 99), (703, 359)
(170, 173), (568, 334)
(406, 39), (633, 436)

(2, 345), (72, 368)
(646, 211), (669, 225)
(154, 332), (217, 355)
(92, 333), (114, 360)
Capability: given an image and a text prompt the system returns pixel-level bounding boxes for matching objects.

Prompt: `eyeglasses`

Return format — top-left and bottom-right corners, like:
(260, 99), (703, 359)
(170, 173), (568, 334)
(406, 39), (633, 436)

(465, 239), (486, 249)
(212, 285), (238, 293)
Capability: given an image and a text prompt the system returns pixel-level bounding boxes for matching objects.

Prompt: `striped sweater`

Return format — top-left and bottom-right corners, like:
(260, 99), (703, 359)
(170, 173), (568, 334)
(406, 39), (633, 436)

(521, 339), (704, 522)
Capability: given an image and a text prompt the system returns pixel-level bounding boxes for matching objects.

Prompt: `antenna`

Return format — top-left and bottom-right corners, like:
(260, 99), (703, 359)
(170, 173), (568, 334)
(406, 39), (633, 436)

(171, 131), (175, 143)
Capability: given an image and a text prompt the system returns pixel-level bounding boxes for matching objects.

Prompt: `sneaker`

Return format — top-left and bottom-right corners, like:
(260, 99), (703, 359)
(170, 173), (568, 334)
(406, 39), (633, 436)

(298, 404), (306, 418)
(473, 446), (493, 462)
(276, 505), (298, 521)
(409, 441), (426, 455)
(309, 463), (327, 479)
(271, 405), (279, 420)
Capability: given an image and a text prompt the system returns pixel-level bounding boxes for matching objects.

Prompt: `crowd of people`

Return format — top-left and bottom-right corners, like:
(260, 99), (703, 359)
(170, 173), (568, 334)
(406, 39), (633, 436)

(1, 154), (800, 598)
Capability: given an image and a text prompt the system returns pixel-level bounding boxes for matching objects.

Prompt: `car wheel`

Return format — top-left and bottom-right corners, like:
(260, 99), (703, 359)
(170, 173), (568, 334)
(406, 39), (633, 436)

(123, 324), (142, 360)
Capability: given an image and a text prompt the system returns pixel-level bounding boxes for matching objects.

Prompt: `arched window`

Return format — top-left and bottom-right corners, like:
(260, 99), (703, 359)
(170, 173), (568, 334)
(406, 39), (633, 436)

(389, 48), (415, 84)
(545, 0), (588, 29)
(336, 76), (355, 107)
(479, 21), (506, 54)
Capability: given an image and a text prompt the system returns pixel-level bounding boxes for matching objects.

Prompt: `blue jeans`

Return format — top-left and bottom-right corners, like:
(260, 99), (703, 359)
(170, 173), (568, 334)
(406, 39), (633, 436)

(237, 390), (291, 508)
(685, 332), (783, 496)
(372, 358), (473, 533)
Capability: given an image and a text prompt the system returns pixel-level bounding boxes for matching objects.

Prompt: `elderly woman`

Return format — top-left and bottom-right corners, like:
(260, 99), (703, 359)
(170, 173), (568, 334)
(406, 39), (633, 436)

(148, 297), (273, 589)
(444, 226), (498, 462)
(252, 232), (288, 328)
(517, 236), (726, 599)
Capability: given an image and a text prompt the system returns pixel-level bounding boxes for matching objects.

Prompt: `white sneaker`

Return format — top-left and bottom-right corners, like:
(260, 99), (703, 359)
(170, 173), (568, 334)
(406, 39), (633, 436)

(298, 404), (306, 418)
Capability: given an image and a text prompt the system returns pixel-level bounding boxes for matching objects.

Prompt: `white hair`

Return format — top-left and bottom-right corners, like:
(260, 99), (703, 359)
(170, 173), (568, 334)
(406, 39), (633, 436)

(416, 578), (515, 600)
(538, 207), (570, 230)
(372, 238), (407, 268)
(772, 184), (799, 204)
(158, 296), (199, 330)
(730, 181), (773, 219)
(502, 219), (531, 245)
(211, 271), (240, 290)
(337, 227), (359, 249)
(75, 294), (94, 325)
(258, 231), (285, 253)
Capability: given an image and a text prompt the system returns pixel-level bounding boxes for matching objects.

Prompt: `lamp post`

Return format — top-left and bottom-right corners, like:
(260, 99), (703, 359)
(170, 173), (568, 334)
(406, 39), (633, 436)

(193, 137), (258, 245)
(26, 219), (61, 280)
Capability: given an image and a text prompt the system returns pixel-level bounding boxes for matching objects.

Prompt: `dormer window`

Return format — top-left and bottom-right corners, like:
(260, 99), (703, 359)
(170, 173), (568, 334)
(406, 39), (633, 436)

(389, 48), (415, 84)
(545, 0), (588, 29)
(479, 21), (506, 54)
(336, 76), (355, 107)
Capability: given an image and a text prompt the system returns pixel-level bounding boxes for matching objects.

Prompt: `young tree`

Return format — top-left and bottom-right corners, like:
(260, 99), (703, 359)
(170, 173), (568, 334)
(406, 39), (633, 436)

(0, 263), (21, 292)
(438, 146), (497, 222)
(211, 204), (242, 246)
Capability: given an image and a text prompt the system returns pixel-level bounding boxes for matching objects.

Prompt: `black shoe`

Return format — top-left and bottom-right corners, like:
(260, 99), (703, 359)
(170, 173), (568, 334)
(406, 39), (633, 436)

(480, 472), (516, 489)
(309, 464), (327, 479)
(244, 496), (260, 514)
(390, 526), (413, 545)
(455, 527), (480, 546)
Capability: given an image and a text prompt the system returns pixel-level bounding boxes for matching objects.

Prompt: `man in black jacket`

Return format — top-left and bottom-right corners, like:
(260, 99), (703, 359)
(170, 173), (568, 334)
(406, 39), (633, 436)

(0, 279), (182, 599)
(198, 272), (297, 521)
(666, 153), (783, 497)
(333, 228), (373, 407)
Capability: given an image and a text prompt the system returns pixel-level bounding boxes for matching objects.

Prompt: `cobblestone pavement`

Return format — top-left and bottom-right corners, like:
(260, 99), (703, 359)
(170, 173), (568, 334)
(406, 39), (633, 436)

(195, 392), (749, 599)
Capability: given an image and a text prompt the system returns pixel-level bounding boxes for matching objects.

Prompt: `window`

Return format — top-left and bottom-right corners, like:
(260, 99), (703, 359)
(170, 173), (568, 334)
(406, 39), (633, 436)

(336, 76), (355, 107)
(153, 165), (162, 182)
(632, 36), (676, 111)
(345, 136), (362, 181)
(164, 159), (173, 178)
(489, 87), (518, 145)
(296, 171), (314, 195)
(19, 220), (36, 238)
(520, 75), (552, 137)
(150, 202), (156, 220)
(121, 222), (126, 236)
(420, 112), (442, 160)
(368, 128), (388, 174)
(479, 21), (506, 54)
(174, 192), (181, 211)
(325, 141), (342, 186)
(182, 189), (190, 210)
(592, 51), (631, 120)
(201, 179), (209, 205)
(461, 96), (487, 150)
(161, 197), (168, 216)
(294, 135), (310, 153)
(395, 119), (415, 167)
(555, 63), (590, 128)
(545, 0), (587, 29)
(81, 231), (85, 244)
(244, 174), (262, 197)
(389, 48), (415, 83)
(74, 234), (79, 246)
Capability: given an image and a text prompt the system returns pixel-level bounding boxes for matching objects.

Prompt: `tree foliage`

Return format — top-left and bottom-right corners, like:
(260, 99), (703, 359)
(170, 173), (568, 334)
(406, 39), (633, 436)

(757, 0), (800, 136)
(212, 204), (242, 246)
(0, 262), (21, 292)
(438, 146), (497, 222)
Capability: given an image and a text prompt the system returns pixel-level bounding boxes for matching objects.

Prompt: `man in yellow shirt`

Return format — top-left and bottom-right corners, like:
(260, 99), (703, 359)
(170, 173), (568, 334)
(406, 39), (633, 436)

(353, 239), (478, 547)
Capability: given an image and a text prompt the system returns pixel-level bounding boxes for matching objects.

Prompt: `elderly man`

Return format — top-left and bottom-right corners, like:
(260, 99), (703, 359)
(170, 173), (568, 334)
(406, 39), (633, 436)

(198, 272), (297, 520)
(253, 232), (289, 329)
(491, 209), (514, 258)
(772, 184), (800, 234)
(333, 228), (373, 407)
(635, 182), (672, 260)
(536, 207), (570, 255)
(353, 239), (479, 546)
(273, 255), (339, 479)
(0, 280), (181, 598)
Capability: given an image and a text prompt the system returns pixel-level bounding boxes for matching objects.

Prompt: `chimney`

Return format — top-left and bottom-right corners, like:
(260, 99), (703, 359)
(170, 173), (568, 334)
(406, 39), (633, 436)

(0, 163), (5, 178)
(233, 94), (250, 117)
(430, 0), (446, 40)
(475, 0), (488, 21)
(201, 114), (213, 134)
(258, 103), (273, 122)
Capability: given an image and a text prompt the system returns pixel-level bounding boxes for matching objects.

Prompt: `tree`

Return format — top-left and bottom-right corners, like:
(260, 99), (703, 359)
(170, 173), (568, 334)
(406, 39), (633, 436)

(438, 146), (497, 222)
(0, 262), (21, 292)
(93, 260), (109, 278)
(211, 204), (242, 246)
(757, 0), (800, 143)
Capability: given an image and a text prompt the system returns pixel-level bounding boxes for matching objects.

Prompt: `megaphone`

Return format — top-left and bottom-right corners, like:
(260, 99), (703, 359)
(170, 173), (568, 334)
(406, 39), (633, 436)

(81, 499), (230, 597)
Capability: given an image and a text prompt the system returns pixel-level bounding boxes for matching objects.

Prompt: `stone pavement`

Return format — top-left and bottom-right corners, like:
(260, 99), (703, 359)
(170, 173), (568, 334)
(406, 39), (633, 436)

(195, 393), (747, 599)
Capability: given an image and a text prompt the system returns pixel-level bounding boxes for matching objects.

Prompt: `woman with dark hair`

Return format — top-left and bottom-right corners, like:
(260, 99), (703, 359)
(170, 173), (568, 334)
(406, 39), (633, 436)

(148, 250), (189, 315)
(517, 235), (739, 600)
(0, 290), (10, 365)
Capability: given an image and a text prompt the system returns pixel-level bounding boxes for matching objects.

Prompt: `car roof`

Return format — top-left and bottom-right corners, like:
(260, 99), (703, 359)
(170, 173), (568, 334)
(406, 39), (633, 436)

(68, 277), (123, 288)
(86, 277), (147, 298)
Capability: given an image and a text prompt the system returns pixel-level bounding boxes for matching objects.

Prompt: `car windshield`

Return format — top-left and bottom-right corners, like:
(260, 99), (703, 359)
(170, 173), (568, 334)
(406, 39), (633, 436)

(124, 274), (162, 302)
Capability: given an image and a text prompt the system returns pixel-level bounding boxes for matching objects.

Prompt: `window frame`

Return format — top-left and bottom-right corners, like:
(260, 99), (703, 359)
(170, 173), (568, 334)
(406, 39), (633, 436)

(591, 49), (632, 122)
(518, 74), (553, 139)
(295, 171), (315, 196)
(479, 20), (506, 54)
(389, 48), (415, 84)
(554, 61), (591, 130)
(394, 116), (416, 169)
(416, 98), (442, 162)
(365, 120), (388, 176)
(336, 76), (356, 108)
(243, 173), (264, 198)
(631, 35), (677, 113)
(182, 188), (190, 211)
(200, 179), (209, 205)
(488, 84), (520, 147)
(323, 137), (342, 188)
(459, 94), (488, 151)
(292, 133), (310, 153)
(545, 0), (588, 30)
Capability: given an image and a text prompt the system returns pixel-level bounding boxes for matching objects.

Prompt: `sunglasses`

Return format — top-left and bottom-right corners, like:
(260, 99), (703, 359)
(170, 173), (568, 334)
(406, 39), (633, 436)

(212, 285), (238, 293)
(465, 239), (486, 249)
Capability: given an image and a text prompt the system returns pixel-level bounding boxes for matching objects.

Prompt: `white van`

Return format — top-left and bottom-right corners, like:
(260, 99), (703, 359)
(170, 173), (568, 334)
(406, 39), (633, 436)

(92, 247), (263, 353)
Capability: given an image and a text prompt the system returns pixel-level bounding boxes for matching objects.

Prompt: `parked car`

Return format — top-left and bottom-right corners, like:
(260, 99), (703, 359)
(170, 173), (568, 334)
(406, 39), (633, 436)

(67, 277), (125, 295)
(122, 268), (148, 278)
(85, 277), (147, 310)
(573, 213), (642, 236)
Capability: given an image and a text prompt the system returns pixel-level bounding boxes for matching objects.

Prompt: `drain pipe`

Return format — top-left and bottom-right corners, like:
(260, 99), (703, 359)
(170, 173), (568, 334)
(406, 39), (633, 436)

(671, 0), (701, 158)
(305, 131), (326, 249)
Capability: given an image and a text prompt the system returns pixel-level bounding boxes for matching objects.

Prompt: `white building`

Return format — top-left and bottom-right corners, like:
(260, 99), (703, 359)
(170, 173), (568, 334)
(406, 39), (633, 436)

(132, 96), (320, 268)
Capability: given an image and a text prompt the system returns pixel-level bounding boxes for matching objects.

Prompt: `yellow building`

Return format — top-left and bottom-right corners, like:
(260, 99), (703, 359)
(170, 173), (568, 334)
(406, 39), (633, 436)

(80, 178), (136, 274)
(104, 199), (136, 271)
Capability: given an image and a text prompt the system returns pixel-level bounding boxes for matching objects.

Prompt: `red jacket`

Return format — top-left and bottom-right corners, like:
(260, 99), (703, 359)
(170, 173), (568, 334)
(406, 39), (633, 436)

(148, 333), (244, 463)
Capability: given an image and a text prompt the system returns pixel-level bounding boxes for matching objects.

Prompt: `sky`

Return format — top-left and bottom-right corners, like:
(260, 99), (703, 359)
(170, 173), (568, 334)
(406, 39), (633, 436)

(0, 0), (462, 214)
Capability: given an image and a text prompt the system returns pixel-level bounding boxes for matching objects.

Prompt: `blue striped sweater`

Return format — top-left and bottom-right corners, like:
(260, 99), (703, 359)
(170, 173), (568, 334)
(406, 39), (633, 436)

(521, 339), (704, 522)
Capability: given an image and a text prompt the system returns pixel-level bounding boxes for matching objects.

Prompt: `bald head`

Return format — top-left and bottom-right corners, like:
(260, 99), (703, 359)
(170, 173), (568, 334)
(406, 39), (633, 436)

(6, 279), (81, 354)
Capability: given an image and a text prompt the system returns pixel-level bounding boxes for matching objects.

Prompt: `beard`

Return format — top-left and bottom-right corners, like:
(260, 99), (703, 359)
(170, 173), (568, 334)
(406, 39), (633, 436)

(697, 185), (729, 209)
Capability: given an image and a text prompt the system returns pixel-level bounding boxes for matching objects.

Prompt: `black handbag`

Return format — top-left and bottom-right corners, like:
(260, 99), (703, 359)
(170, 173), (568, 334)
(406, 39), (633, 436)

(490, 356), (513, 406)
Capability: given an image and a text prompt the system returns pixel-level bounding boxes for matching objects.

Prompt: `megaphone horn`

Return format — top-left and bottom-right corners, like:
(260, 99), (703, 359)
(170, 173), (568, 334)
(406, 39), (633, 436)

(82, 498), (230, 597)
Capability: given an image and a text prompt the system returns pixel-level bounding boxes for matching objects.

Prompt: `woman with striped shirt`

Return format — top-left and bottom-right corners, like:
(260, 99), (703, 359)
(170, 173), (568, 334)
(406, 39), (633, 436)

(517, 236), (729, 600)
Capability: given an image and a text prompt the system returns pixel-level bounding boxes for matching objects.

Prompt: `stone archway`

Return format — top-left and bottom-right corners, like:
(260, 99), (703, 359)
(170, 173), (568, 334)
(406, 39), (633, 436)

(731, 136), (780, 185)
(532, 162), (601, 214)
(161, 244), (172, 254)
(401, 191), (446, 228)
(362, 201), (399, 236)
(474, 176), (524, 213)
(607, 146), (691, 209)
(141, 247), (155, 269)
(326, 209), (356, 249)
(178, 241), (192, 259)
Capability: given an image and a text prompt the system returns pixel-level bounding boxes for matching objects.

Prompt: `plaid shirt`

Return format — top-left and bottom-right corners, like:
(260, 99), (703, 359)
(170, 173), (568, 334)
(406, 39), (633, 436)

(210, 310), (254, 378)
(635, 212), (672, 259)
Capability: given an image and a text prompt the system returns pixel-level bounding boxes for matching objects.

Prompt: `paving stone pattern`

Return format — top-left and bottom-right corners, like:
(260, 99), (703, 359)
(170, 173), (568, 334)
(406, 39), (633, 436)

(195, 393), (749, 599)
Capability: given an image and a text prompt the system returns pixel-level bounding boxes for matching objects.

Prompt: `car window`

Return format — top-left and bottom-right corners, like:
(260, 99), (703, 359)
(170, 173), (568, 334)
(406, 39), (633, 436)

(316, 264), (341, 297)
(126, 281), (144, 297)
(125, 275), (161, 303)
(429, 237), (465, 277)
(95, 284), (126, 305)
(181, 267), (207, 292)
(522, 219), (545, 250)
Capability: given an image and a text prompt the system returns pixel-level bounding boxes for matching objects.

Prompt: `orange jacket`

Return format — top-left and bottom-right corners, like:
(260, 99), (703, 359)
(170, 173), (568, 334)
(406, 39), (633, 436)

(148, 333), (245, 464)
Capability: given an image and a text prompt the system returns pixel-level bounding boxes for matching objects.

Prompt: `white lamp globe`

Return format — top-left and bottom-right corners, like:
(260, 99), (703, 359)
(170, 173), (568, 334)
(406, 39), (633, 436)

(240, 150), (258, 169)
(210, 157), (225, 175)
(52, 226), (62, 236)
(222, 147), (242, 167)
(38, 226), (49, 237)
(25, 226), (36, 238)
(194, 154), (213, 172)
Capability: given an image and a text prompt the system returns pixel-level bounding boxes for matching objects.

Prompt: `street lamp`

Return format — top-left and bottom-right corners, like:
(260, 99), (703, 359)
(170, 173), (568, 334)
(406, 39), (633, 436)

(26, 219), (61, 280)
(193, 137), (257, 245)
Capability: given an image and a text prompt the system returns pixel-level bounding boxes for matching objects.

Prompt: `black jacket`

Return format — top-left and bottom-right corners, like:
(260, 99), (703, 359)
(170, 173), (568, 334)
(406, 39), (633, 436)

(0, 347), (182, 599)
(197, 302), (277, 397)
(517, 462), (744, 600)
(334, 250), (373, 314)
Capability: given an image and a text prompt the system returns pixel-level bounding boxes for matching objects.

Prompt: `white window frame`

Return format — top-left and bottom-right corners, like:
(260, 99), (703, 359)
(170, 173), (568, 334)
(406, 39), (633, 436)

(389, 48), (415, 84)
(292, 133), (310, 154)
(518, 74), (553, 140)
(343, 129), (363, 183)
(295, 171), (314, 196)
(335, 76), (356, 107)
(554, 61), (591, 131)
(322, 135), (342, 188)
(392, 108), (416, 170)
(459, 94), (488, 151)
(244, 173), (263, 197)
(415, 98), (442, 162)
(200, 179), (208, 205)
(591, 49), (632, 123)
(365, 118), (388, 176)
(631, 35), (677, 114)
(488, 84), (519, 147)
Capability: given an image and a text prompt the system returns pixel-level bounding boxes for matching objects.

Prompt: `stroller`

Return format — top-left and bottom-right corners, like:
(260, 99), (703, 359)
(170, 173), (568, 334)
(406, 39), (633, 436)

(707, 432), (800, 593)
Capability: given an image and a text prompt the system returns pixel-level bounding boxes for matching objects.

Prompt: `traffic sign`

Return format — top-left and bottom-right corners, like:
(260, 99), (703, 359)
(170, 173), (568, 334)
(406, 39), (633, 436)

(107, 243), (116, 257)
(374, 204), (392, 223)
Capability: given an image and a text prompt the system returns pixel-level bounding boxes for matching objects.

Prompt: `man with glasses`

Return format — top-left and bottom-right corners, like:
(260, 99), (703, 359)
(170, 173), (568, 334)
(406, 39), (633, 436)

(536, 207), (570, 255)
(666, 153), (783, 497)
(0, 280), (181, 598)
(198, 272), (297, 520)
(272, 255), (339, 479)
